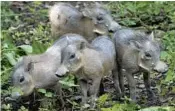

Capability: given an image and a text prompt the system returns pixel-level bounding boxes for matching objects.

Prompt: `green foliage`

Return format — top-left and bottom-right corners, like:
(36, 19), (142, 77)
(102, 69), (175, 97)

(38, 88), (47, 94)
(11, 87), (23, 95)
(18, 45), (33, 54)
(97, 93), (109, 107)
(157, 31), (175, 105)
(38, 89), (53, 98)
(107, 1), (175, 30)
(32, 40), (50, 54)
(1, 104), (12, 111)
(59, 74), (79, 88)
(1, 2), (19, 29)
(4, 52), (17, 66)
(101, 103), (138, 111)
(18, 106), (29, 111)
(162, 30), (175, 53)
(1, 2), (53, 110)
(1, 1), (175, 110)
(161, 31), (175, 83)
(98, 94), (139, 111)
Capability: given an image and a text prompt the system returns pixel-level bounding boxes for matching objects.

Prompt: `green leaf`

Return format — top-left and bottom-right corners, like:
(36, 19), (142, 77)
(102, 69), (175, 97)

(165, 70), (174, 82)
(18, 45), (33, 54)
(98, 94), (109, 106)
(101, 108), (112, 111)
(5, 52), (16, 66)
(32, 41), (49, 54)
(2, 104), (11, 110)
(38, 88), (46, 94)
(59, 74), (79, 87)
(12, 87), (23, 95)
(161, 51), (169, 60)
(59, 80), (79, 87)
(112, 104), (121, 111)
(45, 92), (53, 98)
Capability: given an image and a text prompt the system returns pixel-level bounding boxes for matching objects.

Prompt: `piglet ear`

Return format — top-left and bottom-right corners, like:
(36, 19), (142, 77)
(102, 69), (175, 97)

(25, 62), (33, 72)
(66, 36), (70, 45)
(78, 42), (86, 50)
(148, 32), (154, 41)
(82, 9), (91, 18)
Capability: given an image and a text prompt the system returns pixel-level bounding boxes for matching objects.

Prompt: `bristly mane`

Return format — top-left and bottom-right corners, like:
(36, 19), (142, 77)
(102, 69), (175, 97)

(129, 32), (150, 43)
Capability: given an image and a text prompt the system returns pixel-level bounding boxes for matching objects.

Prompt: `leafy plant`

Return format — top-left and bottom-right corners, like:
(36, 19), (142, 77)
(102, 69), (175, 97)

(1, 1), (175, 110)
(38, 89), (53, 98)
(107, 2), (175, 31)
(101, 102), (139, 111)
(59, 74), (79, 88)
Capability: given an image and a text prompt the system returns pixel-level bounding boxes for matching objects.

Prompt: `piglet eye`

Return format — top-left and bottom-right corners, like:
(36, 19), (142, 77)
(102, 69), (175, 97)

(20, 76), (25, 83)
(57, 15), (60, 19)
(97, 16), (103, 21)
(69, 54), (75, 59)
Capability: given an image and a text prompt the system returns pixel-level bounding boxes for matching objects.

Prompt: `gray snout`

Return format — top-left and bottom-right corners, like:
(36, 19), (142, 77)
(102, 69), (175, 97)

(11, 92), (21, 100)
(109, 22), (121, 32)
(154, 61), (168, 73)
(55, 67), (69, 78)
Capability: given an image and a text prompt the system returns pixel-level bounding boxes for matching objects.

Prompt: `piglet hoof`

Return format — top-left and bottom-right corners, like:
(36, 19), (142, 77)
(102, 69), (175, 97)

(88, 98), (97, 109)
(90, 102), (96, 109)
(115, 93), (122, 100)
(130, 95), (137, 103)
(116, 88), (122, 97)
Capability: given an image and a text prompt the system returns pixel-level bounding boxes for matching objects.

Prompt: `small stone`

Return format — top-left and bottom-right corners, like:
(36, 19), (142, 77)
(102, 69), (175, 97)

(138, 84), (145, 89)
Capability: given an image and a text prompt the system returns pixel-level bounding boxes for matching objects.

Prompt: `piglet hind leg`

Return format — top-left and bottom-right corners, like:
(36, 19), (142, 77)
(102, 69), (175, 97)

(118, 64), (125, 94)
(112, 68), (122, 97)
(143, 72), (156, 99)
(79, 79), (88, 105)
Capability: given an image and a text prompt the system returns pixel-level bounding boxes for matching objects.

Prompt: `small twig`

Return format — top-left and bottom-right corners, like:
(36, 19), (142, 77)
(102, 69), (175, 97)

(8, 23), (28, 31)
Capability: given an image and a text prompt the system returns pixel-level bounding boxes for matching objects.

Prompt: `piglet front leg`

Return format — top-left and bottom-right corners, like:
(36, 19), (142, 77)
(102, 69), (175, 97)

(79, 79), (88, 105)
(89, 77), (102, 108)
(126, 72), (136, 102)
(143, 72), (155, 99)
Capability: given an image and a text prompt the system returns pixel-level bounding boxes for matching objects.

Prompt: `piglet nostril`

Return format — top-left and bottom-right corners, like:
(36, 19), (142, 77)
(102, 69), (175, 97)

(109, 27), (118, 32)
(55, 74), (63, 78)
(109, 29), (114, 32)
